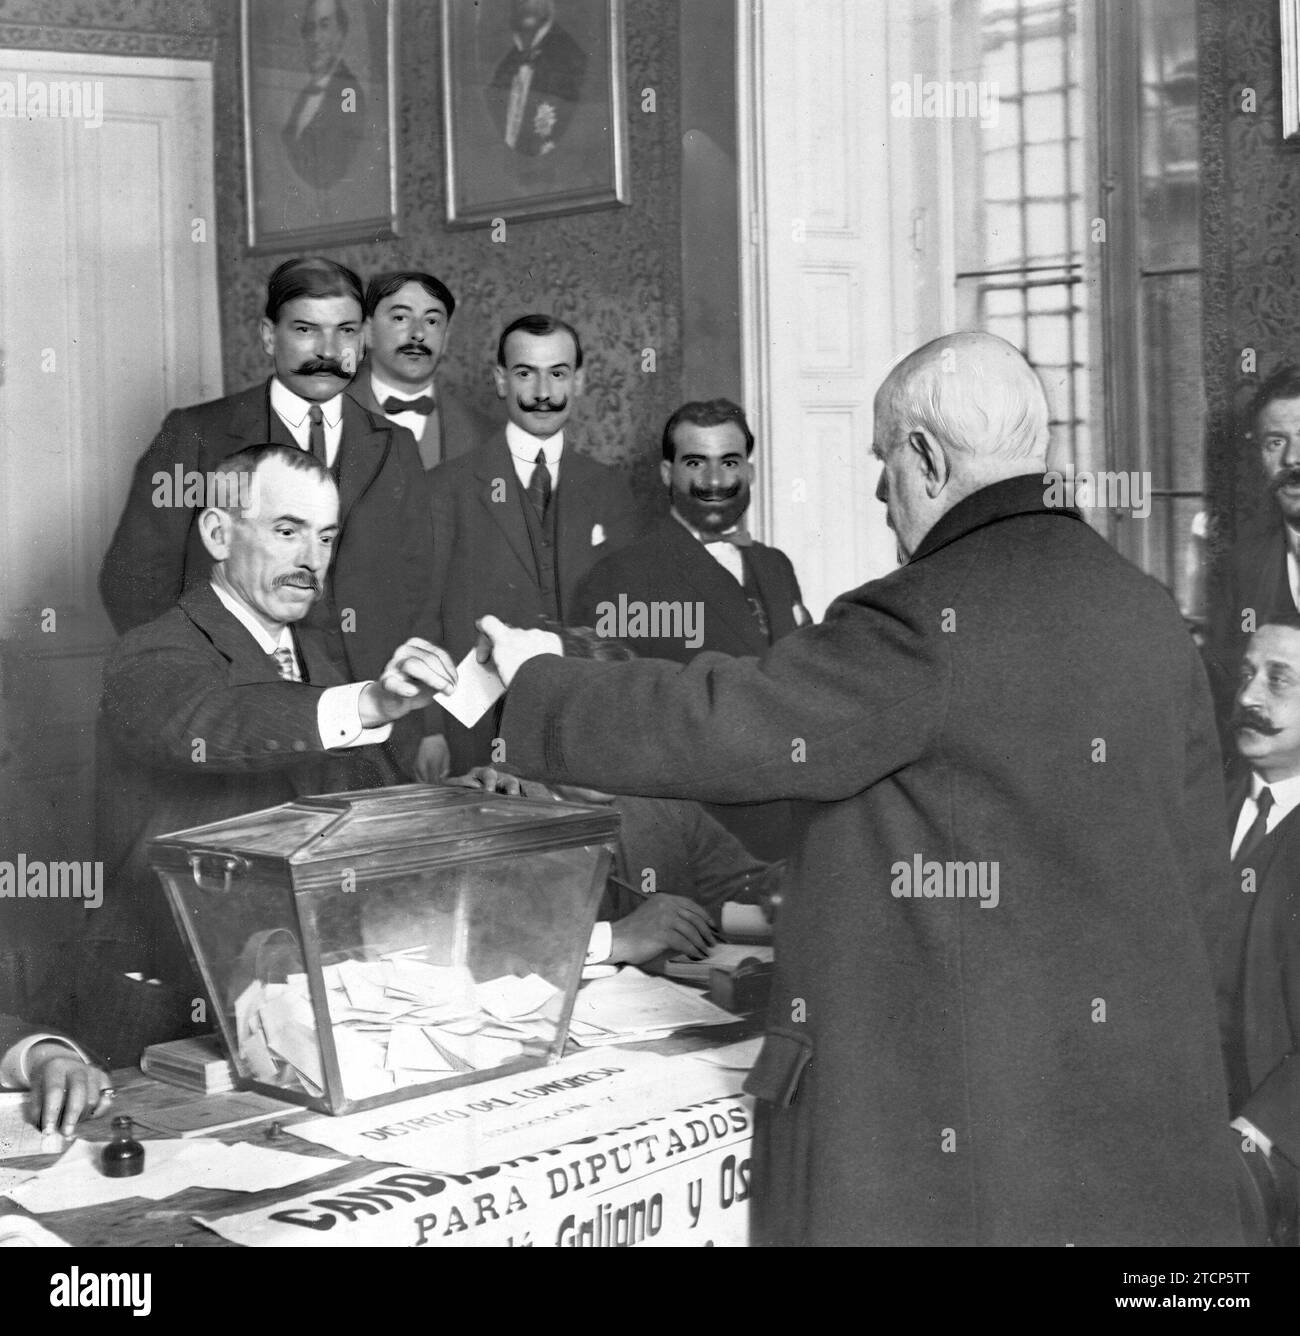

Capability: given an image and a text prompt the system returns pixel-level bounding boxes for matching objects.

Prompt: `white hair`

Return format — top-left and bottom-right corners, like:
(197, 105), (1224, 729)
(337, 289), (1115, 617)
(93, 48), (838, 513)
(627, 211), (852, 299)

(881, 335), (1050, 462)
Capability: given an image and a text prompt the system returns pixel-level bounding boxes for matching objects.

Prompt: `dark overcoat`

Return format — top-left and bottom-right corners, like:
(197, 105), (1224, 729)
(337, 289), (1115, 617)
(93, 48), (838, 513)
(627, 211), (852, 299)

(500, 475), (1244, 1245)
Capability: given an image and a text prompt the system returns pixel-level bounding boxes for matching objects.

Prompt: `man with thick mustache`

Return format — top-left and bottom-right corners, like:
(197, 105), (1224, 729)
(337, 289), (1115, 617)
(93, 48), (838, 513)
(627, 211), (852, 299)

(1215, 616), (1300, 1243)
(575, 398), (808, 857)
(99, 257), (435, 755)
(1206, 366), (1300, 734)
(423, 313), (642, 773)
(85, 446), (456, 1063)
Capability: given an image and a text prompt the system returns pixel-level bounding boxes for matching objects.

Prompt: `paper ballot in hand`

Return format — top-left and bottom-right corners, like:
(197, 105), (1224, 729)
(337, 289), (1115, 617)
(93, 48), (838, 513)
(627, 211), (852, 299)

(438, 650), (506, 728)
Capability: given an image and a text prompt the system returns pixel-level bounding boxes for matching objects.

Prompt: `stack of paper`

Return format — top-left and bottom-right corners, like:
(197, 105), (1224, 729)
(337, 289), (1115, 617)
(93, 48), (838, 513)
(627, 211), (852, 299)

(232, 948), (562, 1100)
(566, 968), (739, 1047)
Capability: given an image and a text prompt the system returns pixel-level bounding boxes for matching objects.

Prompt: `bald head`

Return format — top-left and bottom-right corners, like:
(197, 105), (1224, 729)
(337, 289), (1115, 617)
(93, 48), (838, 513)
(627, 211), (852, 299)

(873, 332), (1049, 560)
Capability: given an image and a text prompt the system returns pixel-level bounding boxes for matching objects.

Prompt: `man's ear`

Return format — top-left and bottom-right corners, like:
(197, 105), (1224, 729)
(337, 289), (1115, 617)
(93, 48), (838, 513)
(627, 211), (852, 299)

(197, 507), (235, 563)
(573, 365), (587, 397)
(361, 316), (373, 353)
(492, 363), (508, 400)
(658, 459), (673, 490)
(909, 429), (949, 498)
(259, 316), (277, 361)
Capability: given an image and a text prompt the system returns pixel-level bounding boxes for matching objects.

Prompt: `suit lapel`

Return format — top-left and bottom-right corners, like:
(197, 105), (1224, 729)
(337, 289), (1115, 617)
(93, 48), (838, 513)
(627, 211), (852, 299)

(202, 381), (291, 467)
(659, 518), (769, 653)
(744, 546), (795, 642)
(474, 435), (539, 590)
(336, 396), (389, 527)
(554, 449), (601, 613)
(178, 582), (282, 683)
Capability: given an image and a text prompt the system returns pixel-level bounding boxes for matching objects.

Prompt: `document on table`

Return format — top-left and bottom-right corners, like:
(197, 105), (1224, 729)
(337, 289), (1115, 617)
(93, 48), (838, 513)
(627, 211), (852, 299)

(566, 968), (739, 1046)
(0, 1214), (69, 1246)
(0, 1093), (65, 1161)
(286, 1047), (743, 1174)
(5, 1136), (346, 1214)
(438, 650), (505, 728)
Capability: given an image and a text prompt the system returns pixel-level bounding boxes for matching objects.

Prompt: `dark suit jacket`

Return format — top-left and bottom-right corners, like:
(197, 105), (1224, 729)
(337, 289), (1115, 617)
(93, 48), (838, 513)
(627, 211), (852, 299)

(282, 60), (366, 189)
(98, 378), (435, 689)
(575, 514), (807, 859)
(427, 432), (643, 770)
(90, 581), (398, 987)
(487, 26), (587, 156)
(575, 514), (806, 660)
(346, 365), (493, 471)
(1205, 516), (1298, 729)
(1218, 776), (1300, 1167)
(500, 474), (1242, 1246)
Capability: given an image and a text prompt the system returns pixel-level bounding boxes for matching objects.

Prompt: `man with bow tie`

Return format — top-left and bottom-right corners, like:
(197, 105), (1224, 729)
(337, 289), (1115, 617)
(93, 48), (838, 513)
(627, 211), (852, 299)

(1217, 615), (1300, 1243)
(575, 398), (808, 857)
(347, 270), (492, 471)
(86, 445), (457, 1063)
(423, 313), (643, 775)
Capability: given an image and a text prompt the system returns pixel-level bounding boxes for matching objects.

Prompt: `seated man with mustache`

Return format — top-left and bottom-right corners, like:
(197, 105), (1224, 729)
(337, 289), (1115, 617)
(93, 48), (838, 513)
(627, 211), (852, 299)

(99, 256), (436, 779)
(82, 445), (457, 1065)
(1217, 614), (1300, 1244)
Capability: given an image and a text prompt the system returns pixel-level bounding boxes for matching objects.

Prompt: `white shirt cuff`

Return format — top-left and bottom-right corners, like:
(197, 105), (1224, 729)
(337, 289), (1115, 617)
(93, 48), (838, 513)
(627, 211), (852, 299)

(1231, 1115), (1273, 1157)
(318, 682), (393, 749)
(585, 921), (613, 966)
(0, 1034), (88, 1090)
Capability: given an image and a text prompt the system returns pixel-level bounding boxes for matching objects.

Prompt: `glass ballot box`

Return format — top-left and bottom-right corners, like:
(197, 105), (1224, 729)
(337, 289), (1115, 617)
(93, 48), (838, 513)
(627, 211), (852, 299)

(147, 785), (617, 1115)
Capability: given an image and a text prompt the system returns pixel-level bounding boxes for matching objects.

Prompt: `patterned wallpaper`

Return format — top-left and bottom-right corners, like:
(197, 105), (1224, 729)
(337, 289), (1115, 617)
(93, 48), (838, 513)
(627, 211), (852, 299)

(2, 0), (684, 505)
(1199, 0), (1300, 549)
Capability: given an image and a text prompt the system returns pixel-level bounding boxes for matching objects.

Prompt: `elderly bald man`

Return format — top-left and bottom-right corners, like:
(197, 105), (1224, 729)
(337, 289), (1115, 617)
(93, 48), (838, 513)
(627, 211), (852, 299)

(475, 332), (1244, 1246)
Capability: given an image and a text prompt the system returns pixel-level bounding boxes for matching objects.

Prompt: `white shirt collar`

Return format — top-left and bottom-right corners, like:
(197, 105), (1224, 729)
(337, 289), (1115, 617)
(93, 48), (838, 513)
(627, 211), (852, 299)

(210, 578), (294, 658)
(670, 506), (742, 544)
(506, 420), (563, 466)
(270, 377), (343, 429)
(370, 369), (435, 406)
(1250, 768), (1300, 825)
(513, 18), (553, 53)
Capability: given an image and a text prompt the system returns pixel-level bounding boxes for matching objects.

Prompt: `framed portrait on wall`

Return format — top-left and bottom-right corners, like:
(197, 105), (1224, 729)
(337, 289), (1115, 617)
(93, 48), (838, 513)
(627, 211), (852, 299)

(442, 0), (629, 227)
(242, 0), (400, 252)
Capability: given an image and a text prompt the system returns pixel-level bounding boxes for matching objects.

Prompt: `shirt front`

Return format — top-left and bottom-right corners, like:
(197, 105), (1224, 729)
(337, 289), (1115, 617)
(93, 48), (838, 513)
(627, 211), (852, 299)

(270, 378), (344, 469)
(371, 370), (435, 446)
(1230, 768), (1300, 858)
(670, 507), (745, 585)
(209, 580), (390, 749)
(506, 421), (563, 491)
(293, 56), (343, 136)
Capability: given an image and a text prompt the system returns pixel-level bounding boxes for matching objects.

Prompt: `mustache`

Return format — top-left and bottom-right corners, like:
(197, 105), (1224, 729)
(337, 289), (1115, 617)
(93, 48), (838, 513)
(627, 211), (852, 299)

(519, 398), (567, 412)
(397, 343), (432, 357)
(1233, 708), (1281, 735)
(689, 485), (743, 503)
(1273, 467), (1300, 492)
(294, 358), (350, 379)
(276, 573), (320, 593)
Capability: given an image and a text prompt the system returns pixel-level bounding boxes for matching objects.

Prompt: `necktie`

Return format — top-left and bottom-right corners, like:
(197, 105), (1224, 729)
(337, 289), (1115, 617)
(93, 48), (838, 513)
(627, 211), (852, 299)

(307, 404), (327, 466)
(505, 58), (536, 149)
(271, 647), (299, 682)
(382, 395), (435, 416)
(527, 449), (552, 519)
(1234, 787), (1275, 869)
(703, 525), (755, 548)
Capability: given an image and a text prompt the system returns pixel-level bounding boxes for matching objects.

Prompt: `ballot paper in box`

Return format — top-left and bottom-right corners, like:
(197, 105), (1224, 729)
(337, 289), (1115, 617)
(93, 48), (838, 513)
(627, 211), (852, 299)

(146, 785), (617, 1115)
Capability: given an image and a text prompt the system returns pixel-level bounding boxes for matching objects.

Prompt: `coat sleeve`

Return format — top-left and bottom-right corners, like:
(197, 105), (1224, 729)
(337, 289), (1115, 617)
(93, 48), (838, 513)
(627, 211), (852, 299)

(101, 626), (333, 774)
(500, 583), (943, 804)
(1180, 638), (1234, 941)
(99, 410), (201, 634)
